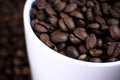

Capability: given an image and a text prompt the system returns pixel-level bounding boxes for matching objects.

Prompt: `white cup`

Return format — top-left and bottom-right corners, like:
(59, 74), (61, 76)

(23, 0), (120, 80)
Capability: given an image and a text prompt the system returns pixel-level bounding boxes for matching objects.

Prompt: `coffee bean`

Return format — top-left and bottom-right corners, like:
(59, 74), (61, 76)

(60, 13), (75, 31)
(34, 24), (48, 33)
(64, 3), (77, 13)
(95, 16), (106, 24)
(86, 8), (94, 21)
(89, 49), (103, 57)
(87, 23), (100, 29)
(33, 1), (46, 10)
(65, 46), (79, 59)
(86, 34), (97, 49)
(69, 34), (82, 44)
(89, 58), (102, 62)
(102, 3), (111, 15)
(107, 42), (117, 56)
(51, 30), (69, 43)
(59, 18), (69, 32)
(94, 5), (102, 16)
(54, 1), (66, 12)
(101, 24), (109, 30)
(78, 45), (88, 54)
(36, 13), (47, 21)
(78, 54), (88, 60)
(109, 25), (120, 39)
(97, 39), (103, 47)
(45, 5), (56, 16)
(73, 27), (88, 40)
(30, 8), (37, 19)
(70, 10), (84, 19)
(107, 57), (118, 62)
(57, 43), (66, 51)
(86, 1), (94, 7)
(48, 15), (58, 27)
(107, 18), (119, 25)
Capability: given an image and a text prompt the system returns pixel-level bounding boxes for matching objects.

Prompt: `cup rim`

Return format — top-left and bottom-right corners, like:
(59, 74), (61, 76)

(23, 0), (120, 67)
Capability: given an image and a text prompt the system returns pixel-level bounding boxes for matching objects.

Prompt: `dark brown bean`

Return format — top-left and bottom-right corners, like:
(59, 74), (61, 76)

(48, 15), (58, 27)
(89, 49), (103, 57)
(86, 34), (97, 49)
(95, 16), (106, 24)
(86, 1), (94, 7)
(34, 24), (48, 33)
(78, 45), (88, 54)
(109, 25), (120, 39)
(55, 1), (66, 12)
(70, 10), (84, 19)
(51, 30), (69, 43)
(45, 5), (56, 16)
(59, 18), (69, 32)
(86, 8), (94, 21)
(65, 46), (80, 59)
(107, 57), (118, 62)
(73, 27), (88, 40)
(64, 3), (77, 13)
(89, 58), (102, 62)
(107, 18), (119, 25)
(60, 13), (75, 31)
(102, 3), (111, 15)
(87, 23), (100, 29)
(69, 34), (82, 44)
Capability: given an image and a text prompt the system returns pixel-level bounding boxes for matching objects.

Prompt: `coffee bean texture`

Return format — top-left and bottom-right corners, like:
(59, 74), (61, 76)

(31, 0), (120, 62)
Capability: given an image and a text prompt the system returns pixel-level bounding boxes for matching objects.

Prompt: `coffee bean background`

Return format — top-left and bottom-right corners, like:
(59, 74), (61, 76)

(0, 0), (31, 80)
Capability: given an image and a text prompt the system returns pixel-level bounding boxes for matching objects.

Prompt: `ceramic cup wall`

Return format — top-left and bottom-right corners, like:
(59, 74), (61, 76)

(23, 0), (120, 80)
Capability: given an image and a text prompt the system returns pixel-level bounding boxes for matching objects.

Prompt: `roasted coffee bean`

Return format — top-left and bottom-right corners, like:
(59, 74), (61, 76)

(86, 1), (94, 7)
(69, 34), (82, 44)
(87, 23), (100, 29)
(48, 15), (58, 27)
(94, 5), (102, 16)
(65, 46), (79, 59)
(81, 6), (87, 13)
(89, 49), (103, 57)
(78, 45), (88, 54)
(107, 57), (118, 62)
(60, 13), (75, 31)
(64, 3), (77, 13)
(107, 42), (117, 56)
(101, 24), (109, 30)
(57, 43), (66, 51)
(73, 27), (88, 40)
(31, 0), (120, 62)
(36, 13), (47, 21)
(113, 43), (120, 57)
(39, 33), (57, 50)
(59, 50), (66, 55)
(76, 20), (85, 27)
(86, 34), (97, 49)
(70, 10), (84, 19)
(86, 8), (94, 21)
(102, 3), (111, 15)
(109, 25), (120, 39)
(89, 58), (102, 62)
(78, 54), (88, 60)
(45, 5), (56, 16)
(34, 24), (48, 33)
(51, 30), (69, 43)
(95, 16), (106, 24)
(54, 1), (66, 12)
(110, 9), (120, 19)
(59, 18), (69, 32)
(97, 39), (103, 47)
(30, 8), (37, 19)
(70, 0), (86, 6)
(107, 18), (119, 25)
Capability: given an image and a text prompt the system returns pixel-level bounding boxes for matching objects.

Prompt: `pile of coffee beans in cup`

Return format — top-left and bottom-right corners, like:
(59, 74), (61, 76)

(30, 0), (120, 62)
